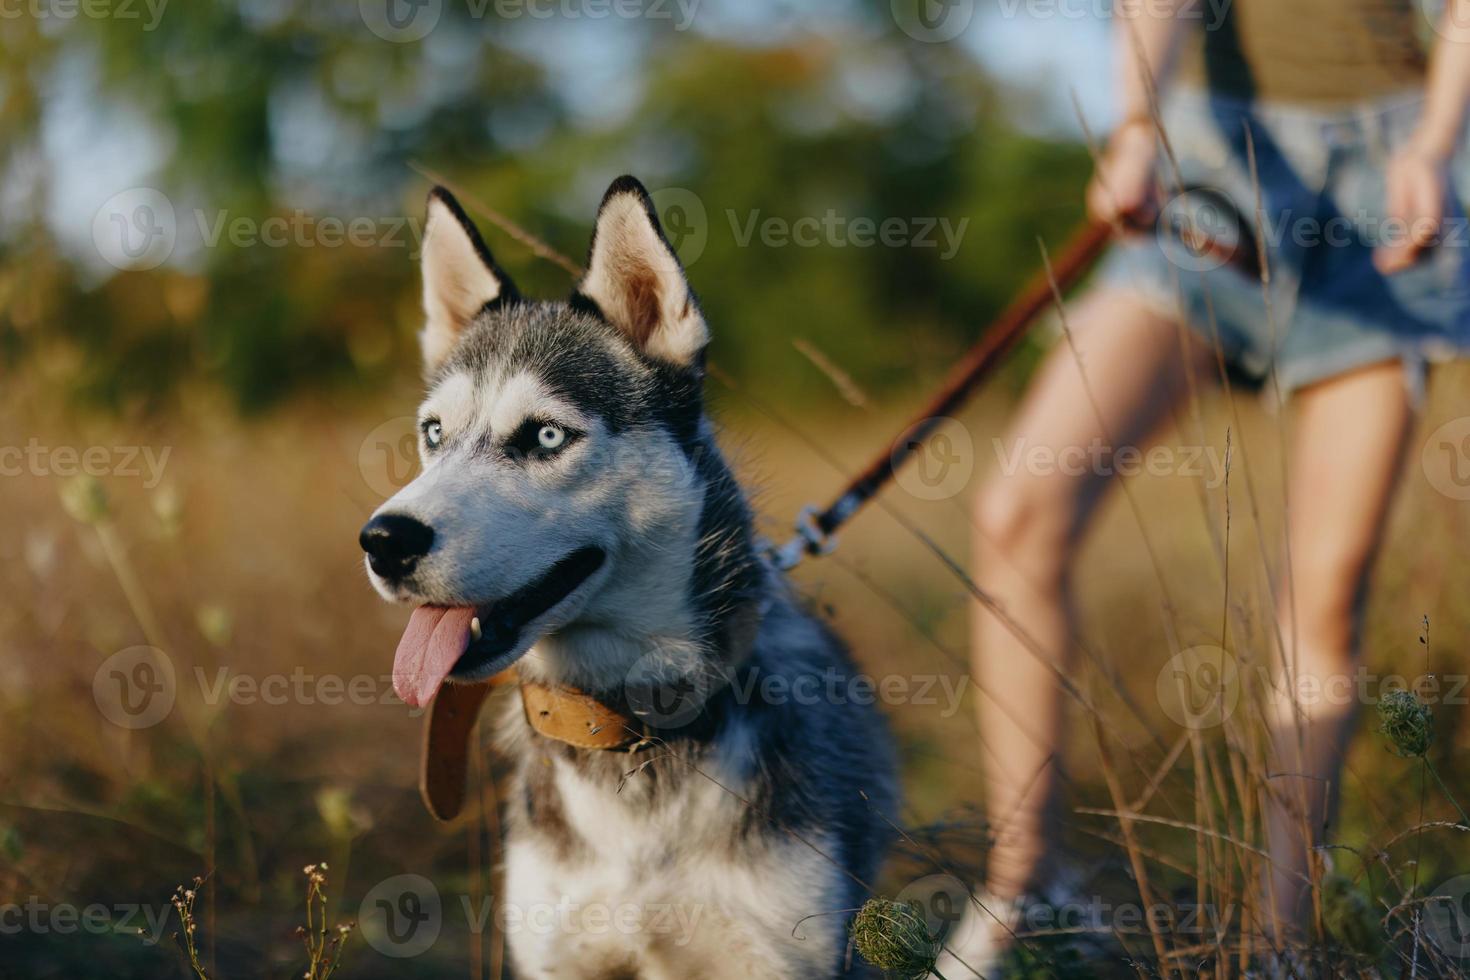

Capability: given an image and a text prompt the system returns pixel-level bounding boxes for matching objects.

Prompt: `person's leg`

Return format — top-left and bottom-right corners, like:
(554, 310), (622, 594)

(1264, 360), (1413, 941)
(941, 287), (1212, 975)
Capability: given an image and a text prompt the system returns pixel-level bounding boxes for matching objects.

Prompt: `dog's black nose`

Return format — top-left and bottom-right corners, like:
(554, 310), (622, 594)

(360, 513), (435, 579)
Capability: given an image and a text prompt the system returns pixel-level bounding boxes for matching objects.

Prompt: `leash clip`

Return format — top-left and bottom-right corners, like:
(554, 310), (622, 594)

(771, 504), (838, 571)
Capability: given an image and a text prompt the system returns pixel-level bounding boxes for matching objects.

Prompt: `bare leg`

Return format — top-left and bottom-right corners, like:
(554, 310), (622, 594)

(1265, 361), (1412, 941)
(941, 288), (1212, 974)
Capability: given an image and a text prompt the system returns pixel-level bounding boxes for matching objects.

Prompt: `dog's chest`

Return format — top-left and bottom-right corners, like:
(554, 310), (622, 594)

(502, 754), (841, 979)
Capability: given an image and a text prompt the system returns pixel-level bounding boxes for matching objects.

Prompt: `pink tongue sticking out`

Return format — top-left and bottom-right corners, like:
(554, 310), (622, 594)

(393, 605), (478, 708)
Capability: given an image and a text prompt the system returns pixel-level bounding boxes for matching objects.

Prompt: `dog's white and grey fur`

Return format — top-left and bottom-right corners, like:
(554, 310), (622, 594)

(364, 177), (898, 978)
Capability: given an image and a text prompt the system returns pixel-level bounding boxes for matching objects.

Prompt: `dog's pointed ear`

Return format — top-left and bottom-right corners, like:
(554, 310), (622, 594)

(572, 176), (708, 369)
(420, 187), (519, 372)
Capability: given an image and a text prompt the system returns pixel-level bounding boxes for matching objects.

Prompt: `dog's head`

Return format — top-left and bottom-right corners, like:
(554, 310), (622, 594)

(362, 177), (735, 707)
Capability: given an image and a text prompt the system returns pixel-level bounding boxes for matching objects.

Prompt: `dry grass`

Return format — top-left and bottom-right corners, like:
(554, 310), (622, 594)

(2, 353), (1470, 976)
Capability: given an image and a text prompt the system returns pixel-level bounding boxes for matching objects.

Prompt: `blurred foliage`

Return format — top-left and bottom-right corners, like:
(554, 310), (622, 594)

(0, 0), (1090, 413)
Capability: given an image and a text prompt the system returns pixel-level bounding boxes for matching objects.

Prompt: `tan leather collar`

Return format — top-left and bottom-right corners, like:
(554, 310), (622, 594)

(519, 679), (648, 750)
(419, 669), (648, 821)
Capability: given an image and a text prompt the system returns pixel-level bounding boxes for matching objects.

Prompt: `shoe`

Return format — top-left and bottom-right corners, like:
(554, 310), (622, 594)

(932, 891), (1019, 978)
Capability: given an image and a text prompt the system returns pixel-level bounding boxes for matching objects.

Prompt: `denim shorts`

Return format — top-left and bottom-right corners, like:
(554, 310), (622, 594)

(1098, 88), (1470, 396)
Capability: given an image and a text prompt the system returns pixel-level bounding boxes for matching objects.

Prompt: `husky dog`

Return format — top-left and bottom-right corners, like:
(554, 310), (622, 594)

(360, 177), (898, 979)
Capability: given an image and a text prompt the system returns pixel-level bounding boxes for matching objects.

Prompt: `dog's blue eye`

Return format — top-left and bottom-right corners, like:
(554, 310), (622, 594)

(423, 420), (443, 450)
(507, 419), (577, 460)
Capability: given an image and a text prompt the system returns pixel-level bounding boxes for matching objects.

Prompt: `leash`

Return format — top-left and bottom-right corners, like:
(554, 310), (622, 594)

(770, 220), (1110, 570)
(770, 198), (1258, 571)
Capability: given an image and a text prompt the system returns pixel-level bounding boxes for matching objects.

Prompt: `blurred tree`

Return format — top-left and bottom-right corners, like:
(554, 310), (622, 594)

(0, 0), (1090, 413)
